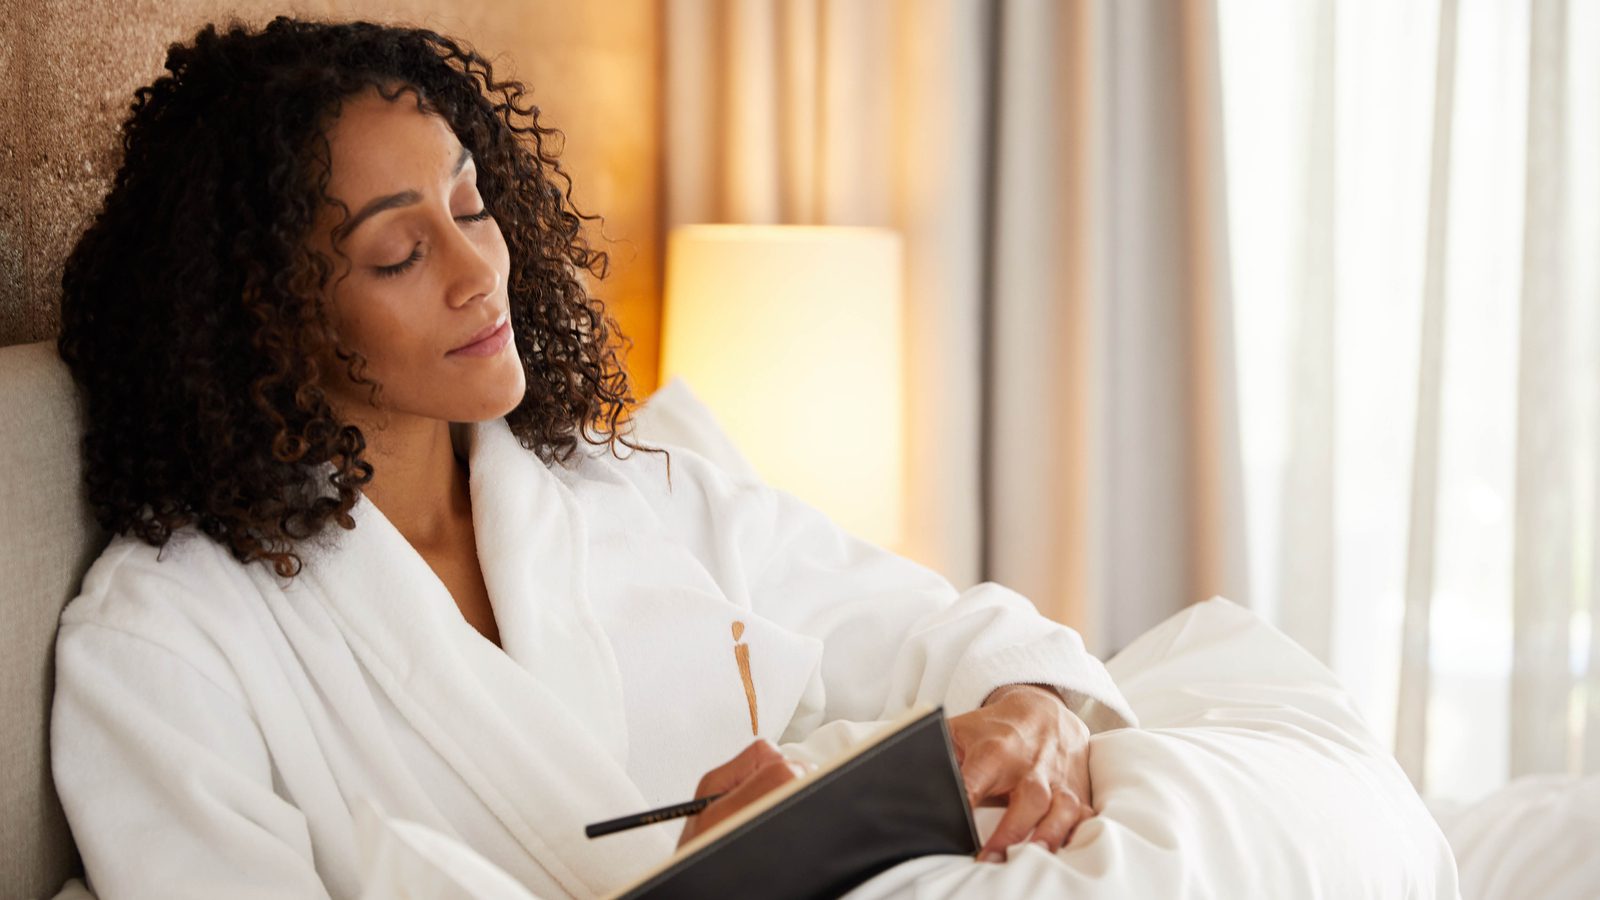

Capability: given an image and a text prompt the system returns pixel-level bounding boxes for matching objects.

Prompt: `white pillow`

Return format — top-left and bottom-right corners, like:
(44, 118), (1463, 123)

(1434, 772), (1600, 899)
(626, 376), (762, 482)
(842, 595), (1463, 898)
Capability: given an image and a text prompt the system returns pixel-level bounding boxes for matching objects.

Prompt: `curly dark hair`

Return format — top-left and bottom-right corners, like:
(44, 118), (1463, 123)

(56, 15), (666, 580)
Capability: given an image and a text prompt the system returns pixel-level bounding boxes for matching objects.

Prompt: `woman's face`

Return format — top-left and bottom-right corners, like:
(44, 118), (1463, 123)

(308, 86), (524, 426)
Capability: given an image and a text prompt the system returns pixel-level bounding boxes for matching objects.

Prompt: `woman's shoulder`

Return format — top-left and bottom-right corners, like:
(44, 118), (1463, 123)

(52, 529), (265, 739)
(60, 526), (260, 646)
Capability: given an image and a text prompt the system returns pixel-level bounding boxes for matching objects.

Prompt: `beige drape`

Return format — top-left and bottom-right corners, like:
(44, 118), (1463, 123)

(663, 0), (1248, 656)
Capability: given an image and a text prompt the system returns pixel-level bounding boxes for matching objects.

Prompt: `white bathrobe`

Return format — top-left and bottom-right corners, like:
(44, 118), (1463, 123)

(50, 416), (1137, 900)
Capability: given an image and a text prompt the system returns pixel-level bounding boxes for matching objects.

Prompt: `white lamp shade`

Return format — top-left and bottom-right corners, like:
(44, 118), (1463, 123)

(660, 224), (905, 550)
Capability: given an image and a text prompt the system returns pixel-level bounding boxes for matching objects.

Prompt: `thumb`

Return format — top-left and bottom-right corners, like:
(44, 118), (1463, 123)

(960, 750), (1007, 810)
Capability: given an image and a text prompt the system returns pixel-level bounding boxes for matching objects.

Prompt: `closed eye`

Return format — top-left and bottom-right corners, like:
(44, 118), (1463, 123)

(375, 246), (423, 279)
(373, 209), (495, 279)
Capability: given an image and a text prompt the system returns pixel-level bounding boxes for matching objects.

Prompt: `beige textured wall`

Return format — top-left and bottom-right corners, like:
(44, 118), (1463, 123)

(0, 0), (664, 394)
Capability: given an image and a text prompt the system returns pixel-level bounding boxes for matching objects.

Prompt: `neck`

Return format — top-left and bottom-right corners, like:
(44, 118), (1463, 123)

(349, 413), (471, 551)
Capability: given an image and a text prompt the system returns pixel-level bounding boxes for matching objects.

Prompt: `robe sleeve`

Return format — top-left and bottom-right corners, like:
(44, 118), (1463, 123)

(665, 446), (1139, 742)
(51, 619), (332, 900)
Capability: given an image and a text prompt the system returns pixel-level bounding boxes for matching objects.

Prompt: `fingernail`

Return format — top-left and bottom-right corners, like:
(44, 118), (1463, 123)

(787, 761), (808, 778)
(979, 850), (1003, 863)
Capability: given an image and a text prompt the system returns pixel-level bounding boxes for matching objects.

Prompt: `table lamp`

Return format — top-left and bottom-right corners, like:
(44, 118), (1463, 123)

(659, 224), (905, 550)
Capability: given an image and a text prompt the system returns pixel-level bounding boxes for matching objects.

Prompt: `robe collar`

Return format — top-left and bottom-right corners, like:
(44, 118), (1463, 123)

(294, 417), (672, 896)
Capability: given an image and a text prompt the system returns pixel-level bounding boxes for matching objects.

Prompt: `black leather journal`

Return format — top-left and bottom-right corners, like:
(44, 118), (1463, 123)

(605, 704), (979, 900)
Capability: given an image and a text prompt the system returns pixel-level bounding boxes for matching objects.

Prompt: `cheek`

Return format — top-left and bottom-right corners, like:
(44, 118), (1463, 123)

(334, 295), (383, 353)
(330, 287), (420, 372)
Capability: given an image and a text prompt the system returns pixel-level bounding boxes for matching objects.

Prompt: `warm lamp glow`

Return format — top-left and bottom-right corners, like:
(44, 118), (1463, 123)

(660, 224), (905, 550)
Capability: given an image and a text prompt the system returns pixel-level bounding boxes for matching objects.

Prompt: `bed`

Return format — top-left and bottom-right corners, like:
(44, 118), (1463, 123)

(2, 340), (1583, 898)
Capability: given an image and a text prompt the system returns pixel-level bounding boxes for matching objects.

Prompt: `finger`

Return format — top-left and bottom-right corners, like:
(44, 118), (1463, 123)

(1026, 788), (1093, 853)
(695, 757), (803, 833)
(977, 775), (1052, 863)
(718, 757), (802, 808)
(695, 739), (784, 797)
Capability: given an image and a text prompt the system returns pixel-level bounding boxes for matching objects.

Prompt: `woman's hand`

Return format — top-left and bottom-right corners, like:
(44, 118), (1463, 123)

(947, 684), (1094, 861)
(677, 739), (810, 849)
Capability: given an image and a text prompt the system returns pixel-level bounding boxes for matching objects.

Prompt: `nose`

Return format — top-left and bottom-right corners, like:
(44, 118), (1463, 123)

(441, 213), (502, 310)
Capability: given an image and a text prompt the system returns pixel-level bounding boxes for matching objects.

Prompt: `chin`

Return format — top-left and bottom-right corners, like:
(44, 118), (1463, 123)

(476, 369), (528, 421)
(418, 372), (523, 425)
(455, 399), (523, 425)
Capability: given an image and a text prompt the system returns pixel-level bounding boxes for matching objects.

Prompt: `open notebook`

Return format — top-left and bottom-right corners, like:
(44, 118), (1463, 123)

(603, 704), (979, 900)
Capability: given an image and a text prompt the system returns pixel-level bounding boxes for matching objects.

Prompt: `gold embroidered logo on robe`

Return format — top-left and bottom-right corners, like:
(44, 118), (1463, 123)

(731, 620), (758, 735)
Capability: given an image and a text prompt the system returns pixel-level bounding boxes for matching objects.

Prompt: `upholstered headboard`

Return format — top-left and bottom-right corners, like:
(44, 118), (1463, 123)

(0, 339), (105, 896)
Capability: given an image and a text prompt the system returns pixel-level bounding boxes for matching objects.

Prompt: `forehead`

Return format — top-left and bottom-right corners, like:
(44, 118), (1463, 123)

(321, 88), (463, 202)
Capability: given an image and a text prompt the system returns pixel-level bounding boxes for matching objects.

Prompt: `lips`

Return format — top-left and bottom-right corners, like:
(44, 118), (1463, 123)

(449, 311), (509, 354)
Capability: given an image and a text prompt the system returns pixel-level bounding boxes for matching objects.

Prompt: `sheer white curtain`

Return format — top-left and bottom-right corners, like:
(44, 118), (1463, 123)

(1219, 0), (1600, 807)
(663, 0), (1247, 657)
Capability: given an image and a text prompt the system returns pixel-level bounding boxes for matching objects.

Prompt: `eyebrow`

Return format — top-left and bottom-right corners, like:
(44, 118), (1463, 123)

(337, 144), (474, 240)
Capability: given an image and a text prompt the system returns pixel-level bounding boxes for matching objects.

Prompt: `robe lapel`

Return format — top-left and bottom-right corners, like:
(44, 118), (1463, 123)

(294, 420), (670, 897)
(459, 418), (632, 768)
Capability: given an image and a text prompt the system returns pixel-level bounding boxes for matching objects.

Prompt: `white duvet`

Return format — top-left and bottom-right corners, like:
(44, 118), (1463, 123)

(353, 595), (1461, 899)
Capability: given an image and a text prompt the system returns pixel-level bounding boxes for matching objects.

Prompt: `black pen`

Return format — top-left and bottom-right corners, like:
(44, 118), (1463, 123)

(585, 792), (728, 839)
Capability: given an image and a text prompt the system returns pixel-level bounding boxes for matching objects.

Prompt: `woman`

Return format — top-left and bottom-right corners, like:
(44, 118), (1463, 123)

(50, 16), (1137, 899)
